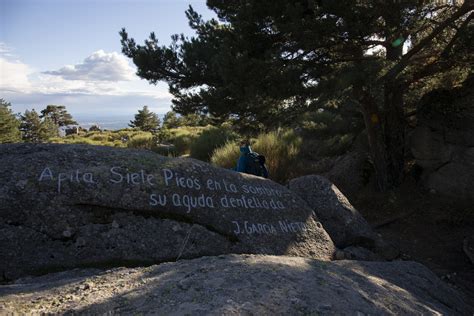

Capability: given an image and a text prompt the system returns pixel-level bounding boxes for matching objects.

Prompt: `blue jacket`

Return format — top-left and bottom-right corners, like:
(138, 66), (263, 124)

(236, 145), (251, 173)
(236, 145), (269, 178)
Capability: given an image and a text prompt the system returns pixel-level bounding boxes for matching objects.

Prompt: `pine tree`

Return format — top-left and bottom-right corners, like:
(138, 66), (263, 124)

(40, 117), (60, 140)
(162, 111), (181, 129)
(20, 109), (58, 143)
(120, 1), (473, 190)
(40, 105), (77, 126)
(0, 99), (21, 143)
(129, 106), (160, 132)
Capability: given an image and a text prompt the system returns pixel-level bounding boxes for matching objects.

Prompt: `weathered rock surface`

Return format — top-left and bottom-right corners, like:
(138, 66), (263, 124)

(411, 76), (474, 201)
(464, 235), (474, 265)
(289, 175), (398, 259)
(0, 144), (335, 280)
(341, 246), (384, 261)
(0, 254), (472, 315)
(322, 151), (371, 197)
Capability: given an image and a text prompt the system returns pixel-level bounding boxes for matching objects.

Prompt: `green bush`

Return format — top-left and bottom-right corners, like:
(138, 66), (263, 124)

(165, 127), (203, 156)
(127, 134), (153, 149)
(90, 133), (109, 142)
(190, 127), (238, 161)
(211, 129), (302, 183)
(171, 134), (195, 156)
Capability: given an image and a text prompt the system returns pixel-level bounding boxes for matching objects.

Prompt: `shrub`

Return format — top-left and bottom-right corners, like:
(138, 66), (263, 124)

(170, 134), (192, 156)
(190, 127), (238, 161)
(127, 134), (153, 149)
(165, 127), (203, 156)
(90, 133), (108, 142)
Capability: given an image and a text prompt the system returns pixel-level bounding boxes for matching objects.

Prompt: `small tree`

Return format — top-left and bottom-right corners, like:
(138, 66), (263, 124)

(20, 109), (58, 143)
(40, 105), (77, 127)
(162, 110), (181, 129)
(0, 99), (21, 143)
(129, 106), (161, 132)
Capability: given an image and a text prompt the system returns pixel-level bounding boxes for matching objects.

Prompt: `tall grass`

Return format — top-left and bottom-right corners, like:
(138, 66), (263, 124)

(211, 129), (302, 183)
(253, 130), (302, 182)
(210, 142), (241, 169)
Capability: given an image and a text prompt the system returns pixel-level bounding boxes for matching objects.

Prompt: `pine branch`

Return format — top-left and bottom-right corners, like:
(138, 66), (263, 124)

(404, 11), (473, 86)
(382, 2), (472, 83)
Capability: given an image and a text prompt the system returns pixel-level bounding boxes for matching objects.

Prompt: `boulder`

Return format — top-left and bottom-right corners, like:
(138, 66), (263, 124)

(410, 126), (453, 170)
(341, 246), (384, 261)
(289, 175), (397, 259)
(411, 76), (474, 201)
(0, 254), (471, 315)
(0, 144), (335, 280)
(464, 235), (474, 265)
(425, 160), (474, 200)
(322, 151), (370, 197)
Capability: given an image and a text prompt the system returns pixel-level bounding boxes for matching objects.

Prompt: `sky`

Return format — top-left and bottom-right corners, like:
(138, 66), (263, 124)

(0, 0), (216, 118)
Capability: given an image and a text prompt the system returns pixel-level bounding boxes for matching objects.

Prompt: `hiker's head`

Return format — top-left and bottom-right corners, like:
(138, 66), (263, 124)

(239, 139), (251, 153)
(239, 139), (250, 147)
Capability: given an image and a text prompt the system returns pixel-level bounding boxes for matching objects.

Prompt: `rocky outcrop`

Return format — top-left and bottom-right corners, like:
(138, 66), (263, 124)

(464, 235), (474, 265)
(322, 151), (371, 197)
(411, 76), (474, 201)
(289, 175), (398, 259)
(1, 254), (472, 315)
(0, 144), (335, 280)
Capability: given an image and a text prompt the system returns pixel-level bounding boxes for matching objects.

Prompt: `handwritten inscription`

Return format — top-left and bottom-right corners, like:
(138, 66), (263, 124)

(110, 167), (155, 185)
(38, 166), (286, 213)
(231, 220), (310, 235)
(36, 165), (302, 235)
(38, 167), (96, 193)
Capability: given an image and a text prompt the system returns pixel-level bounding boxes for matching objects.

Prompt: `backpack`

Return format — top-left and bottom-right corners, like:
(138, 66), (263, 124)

(245, 152), (268, 178)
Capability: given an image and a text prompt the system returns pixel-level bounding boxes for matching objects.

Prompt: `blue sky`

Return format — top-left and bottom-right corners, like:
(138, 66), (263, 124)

(0, 0), (216, 116)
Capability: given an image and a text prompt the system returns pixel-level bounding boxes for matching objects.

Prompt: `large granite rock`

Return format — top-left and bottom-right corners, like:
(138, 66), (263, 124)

(411, 76), (474, 201)
(0, 144), (335, 280)
(0, 254), (471, 315)
(289, 175), (397, 259)
(322, 151), (371, 197)
(464, 235), (474, 265)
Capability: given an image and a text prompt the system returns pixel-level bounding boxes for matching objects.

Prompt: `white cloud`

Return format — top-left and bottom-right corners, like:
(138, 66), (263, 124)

(1, 46), (172, 116)
(43, 50), (135, 82)
(0, 56), (34, 93)
(0, 47), (170, 97)
(0, 42), (11, 55)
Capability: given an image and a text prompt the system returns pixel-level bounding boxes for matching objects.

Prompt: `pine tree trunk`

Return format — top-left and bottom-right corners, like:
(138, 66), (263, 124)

(357, 84), (406, 191)
(383, 83), (406, 186)
(358, 91), (391, 191)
